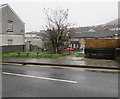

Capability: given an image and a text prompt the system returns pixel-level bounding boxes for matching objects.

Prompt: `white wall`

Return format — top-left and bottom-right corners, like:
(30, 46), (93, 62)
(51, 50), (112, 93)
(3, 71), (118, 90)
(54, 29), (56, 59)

(30, 38), (43, 48)
(0, 34), (25, 46)
(79, 38), (85, 49)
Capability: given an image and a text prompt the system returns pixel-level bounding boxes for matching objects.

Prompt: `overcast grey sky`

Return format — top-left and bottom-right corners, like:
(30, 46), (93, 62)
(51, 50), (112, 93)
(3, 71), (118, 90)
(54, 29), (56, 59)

(0, 0), (119, 32)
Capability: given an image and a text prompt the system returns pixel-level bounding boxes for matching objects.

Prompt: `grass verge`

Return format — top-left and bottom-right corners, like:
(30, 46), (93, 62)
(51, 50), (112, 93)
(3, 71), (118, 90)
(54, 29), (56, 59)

(1, 52), (67, 58)
(76, 54), (85, 57)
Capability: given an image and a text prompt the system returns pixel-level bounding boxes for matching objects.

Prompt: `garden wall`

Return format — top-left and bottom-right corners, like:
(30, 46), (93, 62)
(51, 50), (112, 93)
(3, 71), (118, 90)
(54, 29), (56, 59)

(30, 44), (42, 52)
(1, 45), (25, 53)
(85, 48), (116, 59)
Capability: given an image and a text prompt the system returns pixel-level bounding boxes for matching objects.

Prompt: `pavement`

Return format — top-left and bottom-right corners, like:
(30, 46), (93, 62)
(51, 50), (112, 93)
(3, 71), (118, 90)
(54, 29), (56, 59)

(2, 64), (119, 97)
(2, 55), (119, 69)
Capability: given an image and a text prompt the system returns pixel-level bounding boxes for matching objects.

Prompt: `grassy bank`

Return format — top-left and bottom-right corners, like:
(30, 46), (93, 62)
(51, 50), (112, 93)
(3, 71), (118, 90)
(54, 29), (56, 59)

(76, 54), (85, 57)
(2, 52), (67, 58)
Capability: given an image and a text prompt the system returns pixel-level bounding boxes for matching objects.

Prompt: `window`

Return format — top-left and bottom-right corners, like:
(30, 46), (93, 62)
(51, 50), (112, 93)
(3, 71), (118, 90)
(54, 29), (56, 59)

(7, 20), (13, 32)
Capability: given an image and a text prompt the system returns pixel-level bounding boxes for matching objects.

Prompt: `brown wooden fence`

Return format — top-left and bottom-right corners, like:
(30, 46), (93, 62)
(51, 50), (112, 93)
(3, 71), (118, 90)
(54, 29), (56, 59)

(85, 39), (120, 49)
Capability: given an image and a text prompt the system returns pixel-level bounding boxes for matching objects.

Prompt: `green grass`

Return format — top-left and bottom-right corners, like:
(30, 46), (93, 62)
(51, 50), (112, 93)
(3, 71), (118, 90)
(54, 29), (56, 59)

(1, 52), (67, 58)
(76, 54), (85, 57)
(0, 54), (2, 57)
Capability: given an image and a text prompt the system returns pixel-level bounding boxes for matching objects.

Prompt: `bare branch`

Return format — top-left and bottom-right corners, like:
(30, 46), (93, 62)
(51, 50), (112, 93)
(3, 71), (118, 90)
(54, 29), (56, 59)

(43, 8), (74, 53)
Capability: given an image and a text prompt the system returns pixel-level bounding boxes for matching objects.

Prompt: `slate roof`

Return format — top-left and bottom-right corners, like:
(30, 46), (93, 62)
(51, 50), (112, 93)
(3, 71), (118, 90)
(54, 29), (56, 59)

(73, 31), (119, 38)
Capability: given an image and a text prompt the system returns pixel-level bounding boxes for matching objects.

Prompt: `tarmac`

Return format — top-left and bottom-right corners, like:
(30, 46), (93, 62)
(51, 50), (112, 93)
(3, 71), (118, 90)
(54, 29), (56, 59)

(3, 64), (119, 97)
(1, 55), (119, 69)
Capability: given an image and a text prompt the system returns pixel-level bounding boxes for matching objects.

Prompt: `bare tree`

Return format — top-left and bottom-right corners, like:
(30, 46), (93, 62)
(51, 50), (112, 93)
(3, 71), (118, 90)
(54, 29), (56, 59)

(43, 8), (74, 53)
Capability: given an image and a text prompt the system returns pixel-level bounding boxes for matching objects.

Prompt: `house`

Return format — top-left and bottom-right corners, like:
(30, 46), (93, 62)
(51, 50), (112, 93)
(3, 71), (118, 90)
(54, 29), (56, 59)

(25, 31), (43, 52)
(0, 4), (25, 53)
(71, 30), (119, 50)
(71, 29), (120, 59)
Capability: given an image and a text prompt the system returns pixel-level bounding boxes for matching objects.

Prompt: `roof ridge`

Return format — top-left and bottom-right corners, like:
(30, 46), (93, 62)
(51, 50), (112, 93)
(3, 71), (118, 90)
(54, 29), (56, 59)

(1, 3), (25, 24)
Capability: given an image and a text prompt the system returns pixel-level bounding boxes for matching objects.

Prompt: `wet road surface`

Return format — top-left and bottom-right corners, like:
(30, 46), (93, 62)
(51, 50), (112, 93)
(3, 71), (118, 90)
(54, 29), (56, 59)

(2, 64), (118, 97)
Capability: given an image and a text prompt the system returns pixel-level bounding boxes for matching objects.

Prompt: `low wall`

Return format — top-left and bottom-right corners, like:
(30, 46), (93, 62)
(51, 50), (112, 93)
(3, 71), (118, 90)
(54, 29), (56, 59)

(30, 44), (42, 52)
(115, 48), (120, 62)
(1, 44), (43, 53)
(85, 48), (116, 59)
(1, 45), (25, 53)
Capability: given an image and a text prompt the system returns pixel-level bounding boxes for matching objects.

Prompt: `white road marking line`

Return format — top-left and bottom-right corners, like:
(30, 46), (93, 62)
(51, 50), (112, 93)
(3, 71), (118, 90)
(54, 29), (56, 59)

(3, 72), (77, 84)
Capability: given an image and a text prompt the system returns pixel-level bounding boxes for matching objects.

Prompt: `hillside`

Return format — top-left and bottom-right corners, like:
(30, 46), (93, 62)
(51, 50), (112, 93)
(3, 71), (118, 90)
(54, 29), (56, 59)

(105, 18), (120, 25)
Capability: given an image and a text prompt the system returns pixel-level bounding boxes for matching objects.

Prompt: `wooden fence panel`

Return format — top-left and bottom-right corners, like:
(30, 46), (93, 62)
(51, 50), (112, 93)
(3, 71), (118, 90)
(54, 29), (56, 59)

(85, 39), (120, 49)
